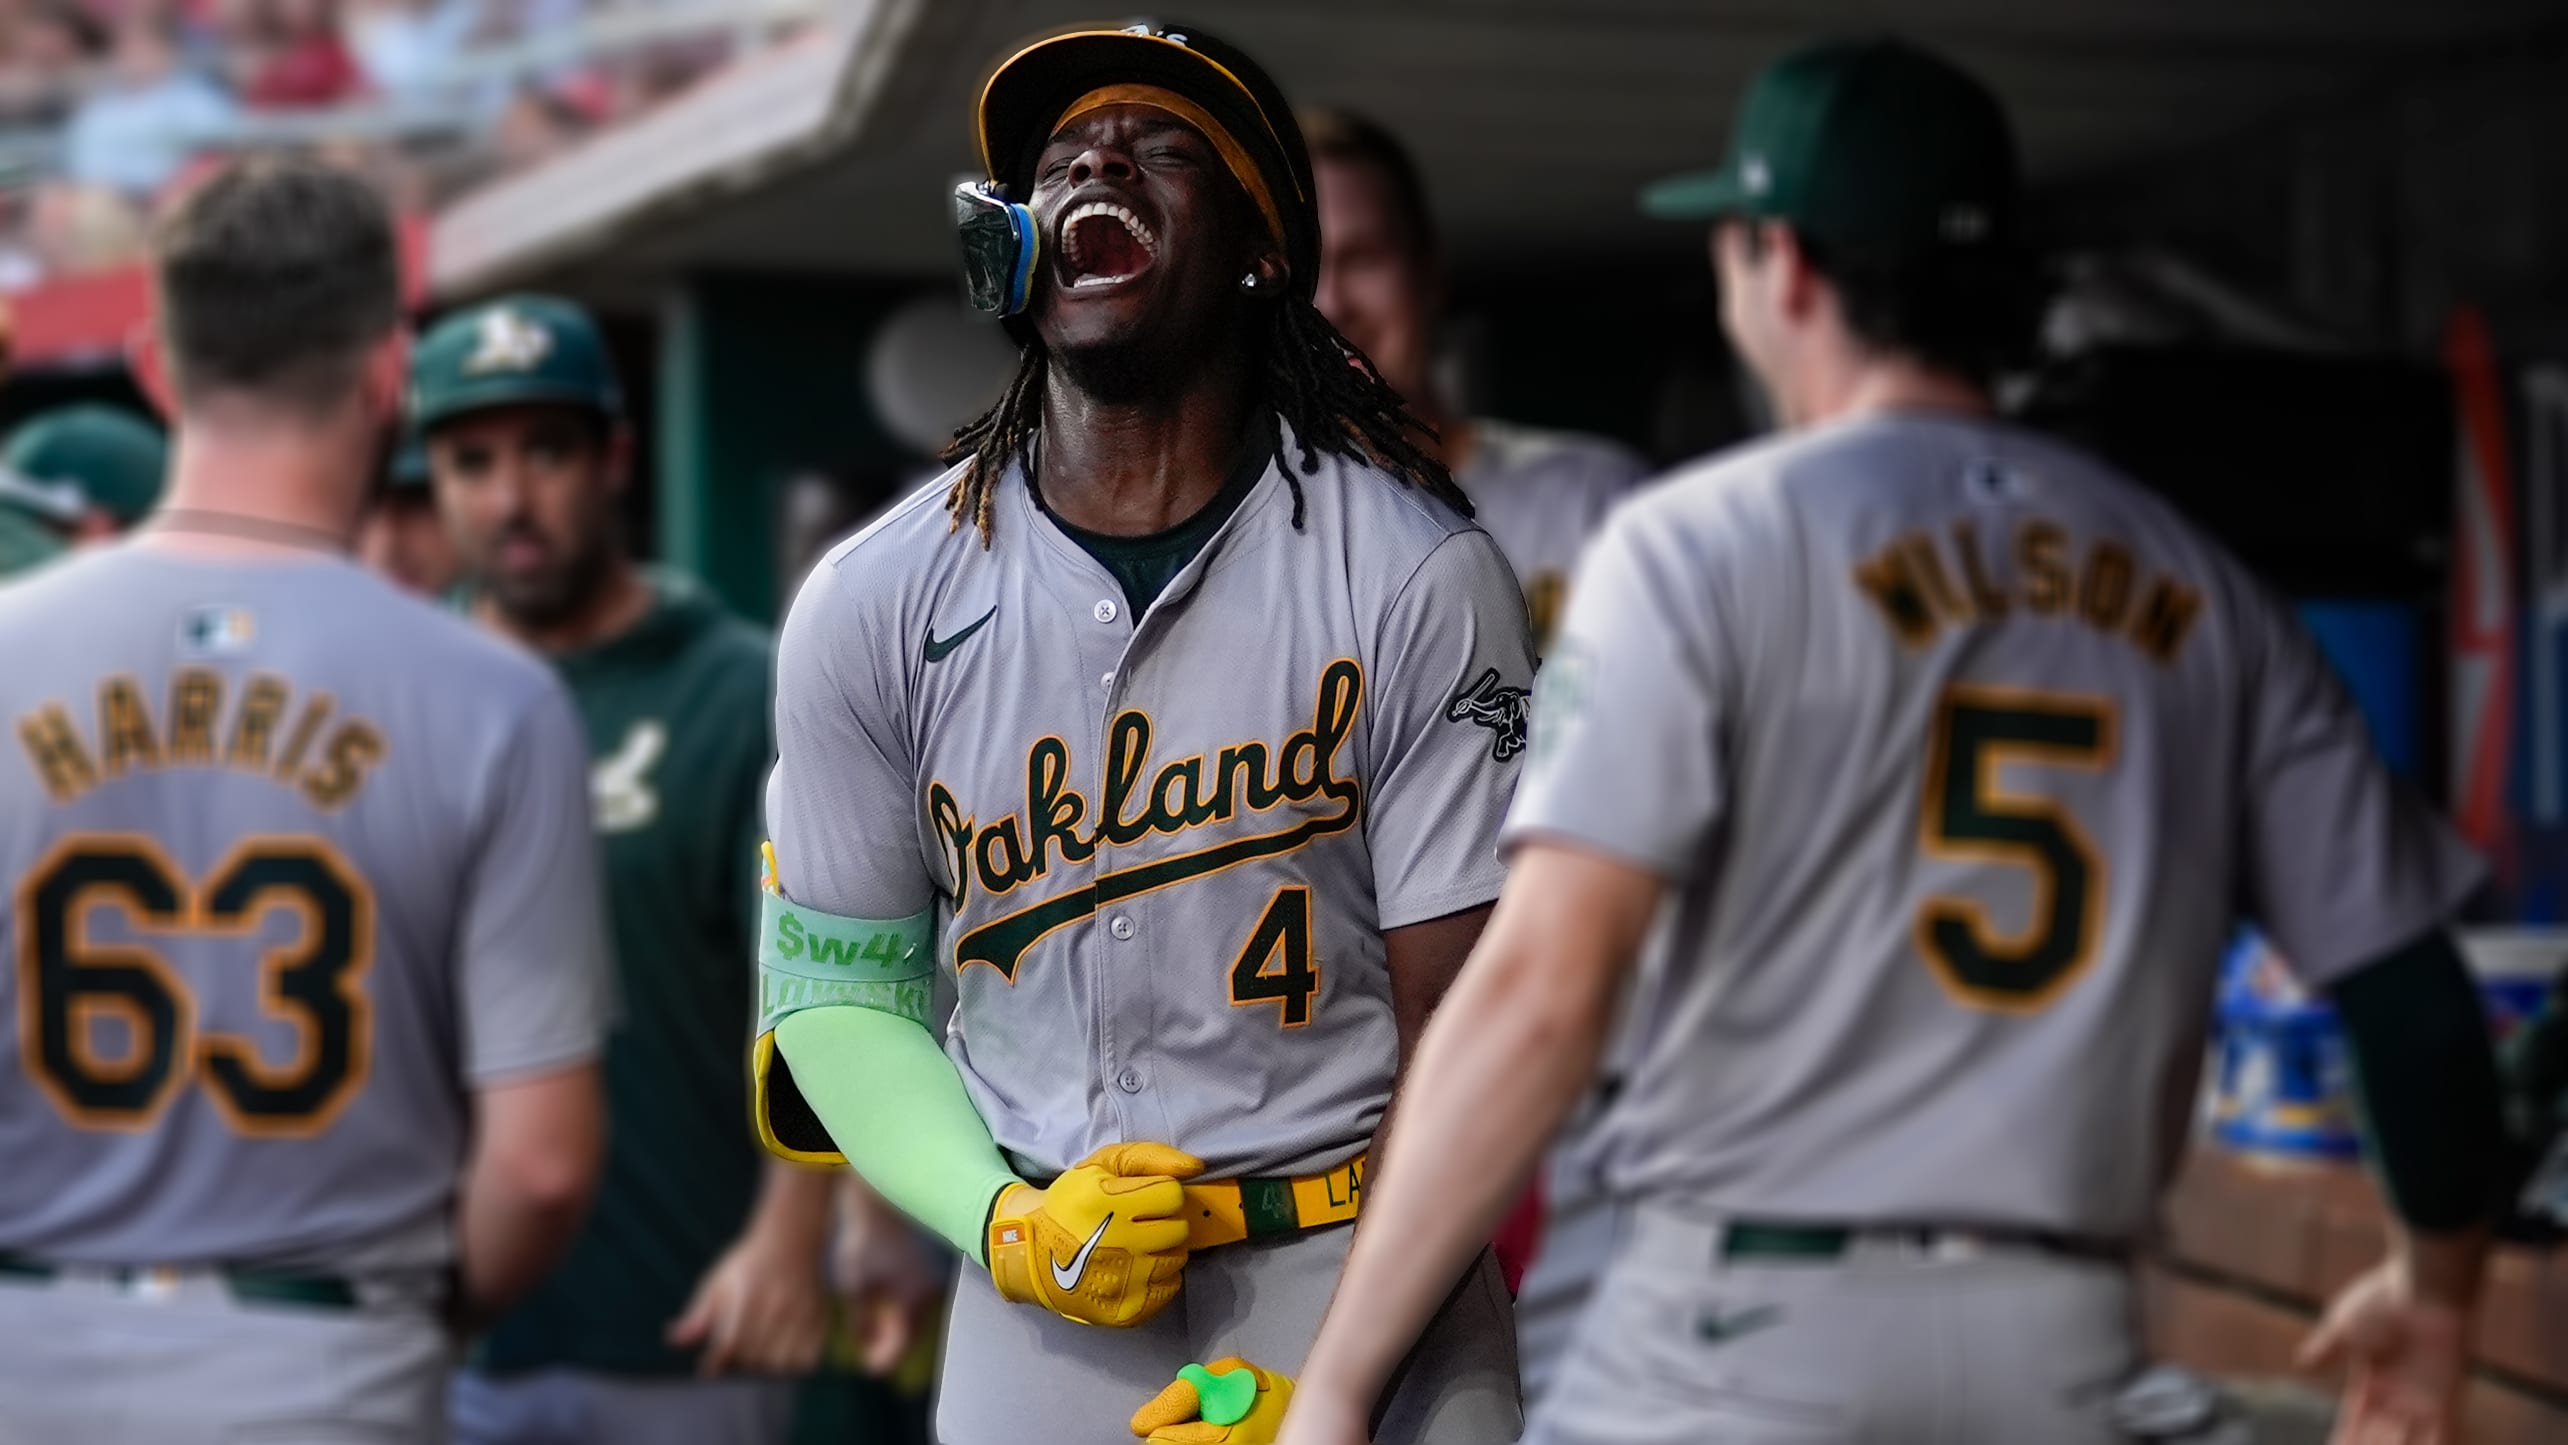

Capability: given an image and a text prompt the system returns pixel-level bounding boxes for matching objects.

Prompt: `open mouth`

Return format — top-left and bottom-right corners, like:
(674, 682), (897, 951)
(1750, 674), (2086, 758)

(1059, 200), (1161, 290)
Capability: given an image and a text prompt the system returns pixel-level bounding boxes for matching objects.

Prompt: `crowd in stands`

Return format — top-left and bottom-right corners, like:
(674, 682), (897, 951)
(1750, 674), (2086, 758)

(0, 0), (796, 289)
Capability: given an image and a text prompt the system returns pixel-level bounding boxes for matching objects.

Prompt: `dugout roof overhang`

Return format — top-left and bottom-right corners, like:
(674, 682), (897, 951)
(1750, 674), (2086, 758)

(429, 0), (2568, 305)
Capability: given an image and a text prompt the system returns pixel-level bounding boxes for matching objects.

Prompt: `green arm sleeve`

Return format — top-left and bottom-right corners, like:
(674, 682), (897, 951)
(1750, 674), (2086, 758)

(2330, 927), (2511, 1232)
(774, 1006), (1022, 1264)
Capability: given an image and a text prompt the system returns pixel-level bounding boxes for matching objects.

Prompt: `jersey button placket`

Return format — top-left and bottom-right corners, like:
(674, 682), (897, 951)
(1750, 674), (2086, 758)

(1090, 597), (1135, 1134)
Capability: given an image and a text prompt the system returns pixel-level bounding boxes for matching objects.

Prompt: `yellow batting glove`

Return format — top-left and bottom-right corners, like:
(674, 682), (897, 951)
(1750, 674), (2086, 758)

(988, 1142), (1203, 1328)
(1130, 1357), (1295, 1444)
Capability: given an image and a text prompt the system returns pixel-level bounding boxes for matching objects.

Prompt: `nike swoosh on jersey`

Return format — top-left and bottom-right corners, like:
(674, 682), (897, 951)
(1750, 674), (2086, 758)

(1052, 1211), (1113, 1292)
(924, 606), (998, 664)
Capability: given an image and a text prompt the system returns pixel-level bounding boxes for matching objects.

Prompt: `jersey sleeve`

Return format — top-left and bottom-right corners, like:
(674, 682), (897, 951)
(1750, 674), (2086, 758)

(1503, 502), (1732, 877)
(2237, 587), (2485, 985)
(1364, 530), (1538, 929)
(758, 561), (941, 1163)
(458, 680), (615, 1084)
(766, 566), (932, 918)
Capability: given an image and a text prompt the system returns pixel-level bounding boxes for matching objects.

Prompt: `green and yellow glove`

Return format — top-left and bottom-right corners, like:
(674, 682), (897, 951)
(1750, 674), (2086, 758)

(987, 1142), (1203, 1328)
(1130, 1357), (1295, 1443)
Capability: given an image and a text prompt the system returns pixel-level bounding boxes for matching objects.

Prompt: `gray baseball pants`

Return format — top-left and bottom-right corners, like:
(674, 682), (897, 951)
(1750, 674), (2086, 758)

(934, 1222), (1521, 1445)
(449, 1368), (796, 1445)
(0, 1267), (451, 1445)
(1528, 1205), (2145, 1445)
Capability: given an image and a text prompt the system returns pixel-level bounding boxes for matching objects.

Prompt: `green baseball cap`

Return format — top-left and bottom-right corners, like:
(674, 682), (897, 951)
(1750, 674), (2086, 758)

(388, 433), (430, 491)
(0, 503), (64, 579)
(0, 403), (169, 527)
(1643, 37), (2018, 255)
(410, 294), (623, 432)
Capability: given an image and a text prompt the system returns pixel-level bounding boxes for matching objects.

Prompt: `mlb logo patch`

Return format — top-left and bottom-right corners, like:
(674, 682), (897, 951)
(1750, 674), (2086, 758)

(1965, 459), (2031, 503)
(180, 605), (255, 656)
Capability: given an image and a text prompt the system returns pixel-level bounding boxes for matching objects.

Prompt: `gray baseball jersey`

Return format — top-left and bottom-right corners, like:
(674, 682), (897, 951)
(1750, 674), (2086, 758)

(0, 544), (613, 1272)
(1508, 410), (2482, 1239)
(1454, 419), (1648, 652)
(766, 428), (1534, 1181)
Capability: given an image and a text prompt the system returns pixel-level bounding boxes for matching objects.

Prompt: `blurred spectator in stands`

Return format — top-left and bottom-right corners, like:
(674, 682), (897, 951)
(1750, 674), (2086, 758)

(245, 0), (365, 107)
(0, 188), (43, 291)
(346, 0), (474, 103)
(0, 1), (107, 126)
(66, 12), (232, 195)
(199, 0), (272, 91)
(26, 180), (147, 275)
(492, 81), (591, 172)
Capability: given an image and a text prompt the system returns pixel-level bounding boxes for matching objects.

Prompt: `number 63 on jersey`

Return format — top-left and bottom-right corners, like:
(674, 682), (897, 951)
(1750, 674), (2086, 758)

(16, 832), (372, 1137)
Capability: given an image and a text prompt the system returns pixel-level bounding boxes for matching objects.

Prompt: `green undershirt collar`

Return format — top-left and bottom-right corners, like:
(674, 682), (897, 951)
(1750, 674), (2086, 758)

(1031, 415), (1273, 615)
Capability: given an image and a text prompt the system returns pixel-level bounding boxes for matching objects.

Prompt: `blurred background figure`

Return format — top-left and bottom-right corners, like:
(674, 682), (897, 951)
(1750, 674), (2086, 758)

(356, 433), (459, 595)
(66, 13), (234, 197)
(0, 401), (167, 578)
(245, 0), (369, 110)
(1304, 107), (1646, 652)
(1304, 106), (1646, 1401)
(414, 292), (932, 1445)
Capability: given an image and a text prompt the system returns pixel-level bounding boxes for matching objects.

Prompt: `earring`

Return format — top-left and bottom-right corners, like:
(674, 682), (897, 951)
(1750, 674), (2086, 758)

(1239, 272), (1262, 293)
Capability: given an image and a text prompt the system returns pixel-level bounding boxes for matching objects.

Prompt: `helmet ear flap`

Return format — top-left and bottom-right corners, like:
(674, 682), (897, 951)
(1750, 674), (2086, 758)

(956, 182), (1041, 316)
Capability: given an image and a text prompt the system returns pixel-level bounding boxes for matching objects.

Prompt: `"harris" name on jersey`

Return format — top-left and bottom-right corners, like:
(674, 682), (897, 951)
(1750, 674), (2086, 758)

(1853, 518), (2206, 664)
(926, 660), (1365, 981)
(16, 669), (386, 812)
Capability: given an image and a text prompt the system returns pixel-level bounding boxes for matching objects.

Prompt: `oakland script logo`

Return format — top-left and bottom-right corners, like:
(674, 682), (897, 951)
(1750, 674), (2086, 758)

(928, 659), (1365, 981)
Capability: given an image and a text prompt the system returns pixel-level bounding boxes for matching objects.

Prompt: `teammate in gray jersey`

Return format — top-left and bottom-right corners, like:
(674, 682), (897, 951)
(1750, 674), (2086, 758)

(1285, 39), (2509, 1445)
(0, 160), (613, 1445)
(748, 24), (1527, 1445)
(1304, 106), (1652, 1399)
(1305, 108), (1647, 655)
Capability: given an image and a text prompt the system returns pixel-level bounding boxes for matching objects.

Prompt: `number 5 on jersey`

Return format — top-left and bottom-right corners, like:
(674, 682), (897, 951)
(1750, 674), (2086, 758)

(1916, 688), (2117, 1012)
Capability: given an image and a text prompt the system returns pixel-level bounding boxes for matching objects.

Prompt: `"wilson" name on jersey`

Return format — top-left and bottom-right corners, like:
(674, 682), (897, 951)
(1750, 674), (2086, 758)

(927, 659), (1365, 981)
(1853, 517), (2206, 664)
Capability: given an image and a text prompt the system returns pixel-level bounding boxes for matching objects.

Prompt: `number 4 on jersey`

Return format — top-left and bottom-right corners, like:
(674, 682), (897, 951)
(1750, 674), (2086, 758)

(1230, 887), (1319, 1028)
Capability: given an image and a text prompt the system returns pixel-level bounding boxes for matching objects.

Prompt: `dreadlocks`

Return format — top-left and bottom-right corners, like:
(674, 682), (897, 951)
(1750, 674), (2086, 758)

(938, 297), (1472, 545)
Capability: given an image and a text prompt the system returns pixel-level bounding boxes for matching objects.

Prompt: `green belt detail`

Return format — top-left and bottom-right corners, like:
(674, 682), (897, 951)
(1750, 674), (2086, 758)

(0, 1251), (358, 1310)
(1236, 1178), (1300, 1238)
(1719, 1223), (1854, 1262)
(0, 1252), (54, 1281)
(226, 1272), (359, 1310)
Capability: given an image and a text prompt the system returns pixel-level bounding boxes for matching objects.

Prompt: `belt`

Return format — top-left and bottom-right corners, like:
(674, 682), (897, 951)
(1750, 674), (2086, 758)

(1717, 1219), (2128, 1266)
(1181, 1152), (1365, 1251)
(0, 1251), (360, 1311)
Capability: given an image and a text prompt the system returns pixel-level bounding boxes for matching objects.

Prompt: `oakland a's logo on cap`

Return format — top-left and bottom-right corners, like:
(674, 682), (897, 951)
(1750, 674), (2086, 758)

(463, 307), (553, 376)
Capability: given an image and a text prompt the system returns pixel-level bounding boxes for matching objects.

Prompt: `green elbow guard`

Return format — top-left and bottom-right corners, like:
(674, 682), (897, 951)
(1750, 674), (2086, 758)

(751, 878), (934, 1164)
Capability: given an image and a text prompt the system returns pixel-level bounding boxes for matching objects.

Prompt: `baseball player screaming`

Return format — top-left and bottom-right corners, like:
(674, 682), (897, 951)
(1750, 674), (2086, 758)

(751, 21), (1530, 1445)
(1280, 37), (2509, 1445)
